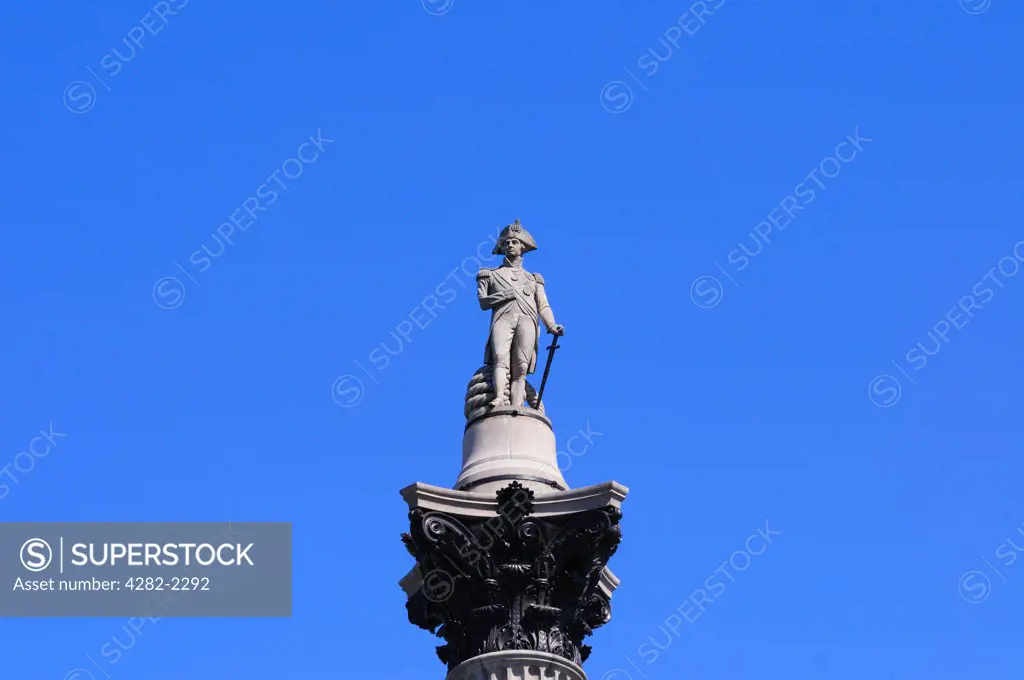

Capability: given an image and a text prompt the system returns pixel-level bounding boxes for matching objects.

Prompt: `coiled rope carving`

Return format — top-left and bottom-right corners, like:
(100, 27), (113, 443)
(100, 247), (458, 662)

(464, 366), (543, 421)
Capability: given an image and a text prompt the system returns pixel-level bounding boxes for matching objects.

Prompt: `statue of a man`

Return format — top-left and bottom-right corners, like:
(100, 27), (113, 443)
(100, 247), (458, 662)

(478, 219), (564, 409)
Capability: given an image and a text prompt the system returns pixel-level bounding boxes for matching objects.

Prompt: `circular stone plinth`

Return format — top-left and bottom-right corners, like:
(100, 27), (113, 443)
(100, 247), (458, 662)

(465, 404), (552, 431)
(455, 407), (568, 492)
(446, 651), (586, 680)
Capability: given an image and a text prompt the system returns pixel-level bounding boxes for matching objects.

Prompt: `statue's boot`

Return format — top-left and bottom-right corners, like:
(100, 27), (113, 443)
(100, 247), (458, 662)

(490, 365), (510, 408)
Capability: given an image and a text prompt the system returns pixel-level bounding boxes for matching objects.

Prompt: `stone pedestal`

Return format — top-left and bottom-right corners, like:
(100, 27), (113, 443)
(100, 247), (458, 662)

(455, 406), (568, 495)
(400, 480), (626, 676)
(446, 650), (586, 680)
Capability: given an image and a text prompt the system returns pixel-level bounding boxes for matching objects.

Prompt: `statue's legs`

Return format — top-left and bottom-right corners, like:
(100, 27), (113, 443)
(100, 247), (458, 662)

(489, 316), (515, 407)
(509, 314), (537, 408)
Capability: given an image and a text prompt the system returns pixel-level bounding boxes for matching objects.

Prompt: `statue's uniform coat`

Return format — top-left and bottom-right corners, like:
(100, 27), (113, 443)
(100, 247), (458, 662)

(477, 267), (546, 375)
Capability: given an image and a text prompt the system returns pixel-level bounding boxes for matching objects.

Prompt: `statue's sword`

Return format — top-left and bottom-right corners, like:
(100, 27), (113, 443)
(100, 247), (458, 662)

(535, 333), (561, 407)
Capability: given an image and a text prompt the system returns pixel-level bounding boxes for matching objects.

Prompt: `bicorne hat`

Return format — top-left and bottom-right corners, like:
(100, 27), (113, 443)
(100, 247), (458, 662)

(492, 218), (539, 255)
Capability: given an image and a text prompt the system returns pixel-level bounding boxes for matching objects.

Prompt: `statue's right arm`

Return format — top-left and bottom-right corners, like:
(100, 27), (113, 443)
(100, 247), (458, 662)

(477, 270), (507, 310)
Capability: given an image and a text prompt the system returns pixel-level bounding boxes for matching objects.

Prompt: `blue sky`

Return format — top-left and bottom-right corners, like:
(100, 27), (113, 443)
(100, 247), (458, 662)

(2, 0), (1024, 678)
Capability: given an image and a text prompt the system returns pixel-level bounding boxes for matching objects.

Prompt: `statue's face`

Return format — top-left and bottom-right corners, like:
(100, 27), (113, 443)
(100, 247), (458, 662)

(504, 238), (523, 258)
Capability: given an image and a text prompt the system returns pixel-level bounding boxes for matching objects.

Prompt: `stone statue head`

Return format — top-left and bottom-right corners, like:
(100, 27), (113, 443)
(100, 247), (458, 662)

(492, 219), (538, 256)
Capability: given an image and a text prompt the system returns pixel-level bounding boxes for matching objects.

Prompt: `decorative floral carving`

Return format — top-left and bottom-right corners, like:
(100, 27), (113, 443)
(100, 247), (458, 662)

(401, 483), (621, 671)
